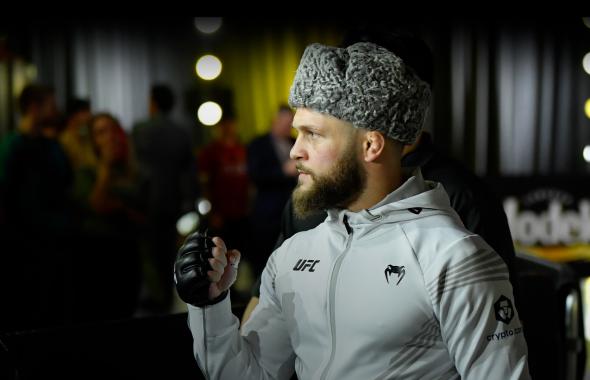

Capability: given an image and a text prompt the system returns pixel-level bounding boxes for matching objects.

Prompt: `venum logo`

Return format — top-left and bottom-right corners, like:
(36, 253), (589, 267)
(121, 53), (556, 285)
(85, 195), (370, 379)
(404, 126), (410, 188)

(384, 265), (405, 285)
(293, 259), (320, 272)
(494, 295), (514, 324)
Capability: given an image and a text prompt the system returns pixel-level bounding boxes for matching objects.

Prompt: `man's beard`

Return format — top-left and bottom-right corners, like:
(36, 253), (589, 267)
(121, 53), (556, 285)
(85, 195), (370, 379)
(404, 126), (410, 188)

(292, 141), (367, 218)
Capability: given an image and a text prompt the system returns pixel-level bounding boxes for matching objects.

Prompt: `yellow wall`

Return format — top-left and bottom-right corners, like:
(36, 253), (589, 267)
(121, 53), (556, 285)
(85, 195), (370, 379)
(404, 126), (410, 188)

(198, 25), (342, 144)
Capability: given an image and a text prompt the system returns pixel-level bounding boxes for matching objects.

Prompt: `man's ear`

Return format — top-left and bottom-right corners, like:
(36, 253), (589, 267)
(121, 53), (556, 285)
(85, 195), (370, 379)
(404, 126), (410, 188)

(362, 131), (386, 162)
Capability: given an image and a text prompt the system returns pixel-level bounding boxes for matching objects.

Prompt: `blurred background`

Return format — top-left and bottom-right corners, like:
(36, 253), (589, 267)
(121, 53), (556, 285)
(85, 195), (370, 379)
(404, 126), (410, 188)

(1, 16), (590, 379)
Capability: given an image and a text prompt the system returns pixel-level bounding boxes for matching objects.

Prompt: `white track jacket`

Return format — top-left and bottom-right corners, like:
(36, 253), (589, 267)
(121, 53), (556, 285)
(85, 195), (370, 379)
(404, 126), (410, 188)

(187, 170), (530, 380)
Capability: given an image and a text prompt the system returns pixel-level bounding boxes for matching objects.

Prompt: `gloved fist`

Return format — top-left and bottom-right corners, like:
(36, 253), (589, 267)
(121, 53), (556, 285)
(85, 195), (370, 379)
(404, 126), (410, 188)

(174, 231), (240, 307)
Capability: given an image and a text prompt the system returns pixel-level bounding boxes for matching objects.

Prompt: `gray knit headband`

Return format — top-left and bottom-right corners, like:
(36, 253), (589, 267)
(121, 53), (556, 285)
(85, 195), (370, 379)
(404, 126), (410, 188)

(288, 42), (431, 145)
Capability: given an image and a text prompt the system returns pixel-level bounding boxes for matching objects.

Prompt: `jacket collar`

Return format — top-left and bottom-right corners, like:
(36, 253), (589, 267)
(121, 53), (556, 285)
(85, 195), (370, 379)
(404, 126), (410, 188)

(326, 167), (434, 226)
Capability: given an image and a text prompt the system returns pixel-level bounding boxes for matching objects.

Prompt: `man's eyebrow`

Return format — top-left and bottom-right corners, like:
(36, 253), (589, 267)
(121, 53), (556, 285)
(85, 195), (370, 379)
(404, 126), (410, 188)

(292, 124), (321, 132)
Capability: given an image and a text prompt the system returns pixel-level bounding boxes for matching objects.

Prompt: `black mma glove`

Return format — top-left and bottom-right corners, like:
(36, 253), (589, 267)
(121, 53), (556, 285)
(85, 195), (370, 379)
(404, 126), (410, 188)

(174, 231), (228, 307)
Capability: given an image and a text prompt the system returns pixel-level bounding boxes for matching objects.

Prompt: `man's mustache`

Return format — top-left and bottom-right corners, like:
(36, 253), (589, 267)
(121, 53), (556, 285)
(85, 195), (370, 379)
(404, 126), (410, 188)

(295, 163), (314, 177)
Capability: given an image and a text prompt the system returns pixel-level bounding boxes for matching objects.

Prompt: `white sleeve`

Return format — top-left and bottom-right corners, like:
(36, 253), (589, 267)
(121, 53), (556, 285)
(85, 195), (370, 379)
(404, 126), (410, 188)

(187, 250), (295, 380)
(427, 236), (531, 380)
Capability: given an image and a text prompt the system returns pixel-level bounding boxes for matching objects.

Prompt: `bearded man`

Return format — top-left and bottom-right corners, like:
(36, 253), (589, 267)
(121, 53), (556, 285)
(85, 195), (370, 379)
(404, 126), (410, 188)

(174, 40), (530, 380)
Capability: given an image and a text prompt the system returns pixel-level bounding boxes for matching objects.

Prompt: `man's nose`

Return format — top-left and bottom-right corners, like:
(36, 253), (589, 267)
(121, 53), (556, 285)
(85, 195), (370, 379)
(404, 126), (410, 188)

(290, 135), (307, 161)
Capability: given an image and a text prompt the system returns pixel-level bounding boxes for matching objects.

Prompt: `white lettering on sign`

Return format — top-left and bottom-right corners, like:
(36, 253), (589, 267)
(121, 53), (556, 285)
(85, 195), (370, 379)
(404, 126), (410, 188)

(504, 198), (590, 245)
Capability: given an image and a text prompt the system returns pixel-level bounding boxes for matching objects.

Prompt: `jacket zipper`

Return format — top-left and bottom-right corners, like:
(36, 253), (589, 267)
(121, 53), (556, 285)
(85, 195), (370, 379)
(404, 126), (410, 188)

(319, 216), (354, 380)
(202, 311), (210, 380)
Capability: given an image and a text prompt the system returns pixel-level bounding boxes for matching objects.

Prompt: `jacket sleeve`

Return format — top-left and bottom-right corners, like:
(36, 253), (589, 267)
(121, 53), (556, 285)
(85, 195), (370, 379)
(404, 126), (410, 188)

(426, 235), (531, 380)
(187, 250), (295, 380)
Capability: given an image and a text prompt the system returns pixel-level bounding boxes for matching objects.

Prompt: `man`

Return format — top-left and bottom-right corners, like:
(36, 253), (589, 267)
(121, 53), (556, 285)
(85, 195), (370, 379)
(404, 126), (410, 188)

(242, 29), (517, 326)
(0, 84), (73, 331)
(175, 41), (530, 379)
(133, 84), (197, 313)
(1, 84), (71, 233)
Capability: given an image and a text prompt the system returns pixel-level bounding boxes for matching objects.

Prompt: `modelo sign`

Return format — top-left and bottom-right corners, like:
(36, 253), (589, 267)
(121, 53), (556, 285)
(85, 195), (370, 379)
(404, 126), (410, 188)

(490, 177), (590, 262)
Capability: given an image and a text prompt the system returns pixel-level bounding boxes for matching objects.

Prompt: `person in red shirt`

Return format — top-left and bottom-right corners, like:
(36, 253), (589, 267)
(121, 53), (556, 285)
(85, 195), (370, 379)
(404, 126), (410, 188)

(198, 115), (250, 253)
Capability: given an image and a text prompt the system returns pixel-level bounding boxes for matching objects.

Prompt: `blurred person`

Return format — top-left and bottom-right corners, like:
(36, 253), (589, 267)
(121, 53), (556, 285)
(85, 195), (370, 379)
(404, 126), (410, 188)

(71, 113), (143, 322)
(87, 114), (138, 216)
(132, 84), (198, 314)
(0, 84), (73, 331)
(0, 84), (61, 182)
(246, 105), (297, 276)
(175, 39), (530, 379)
(198, 115), (249, 255)
(59, 98), (96, 170)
